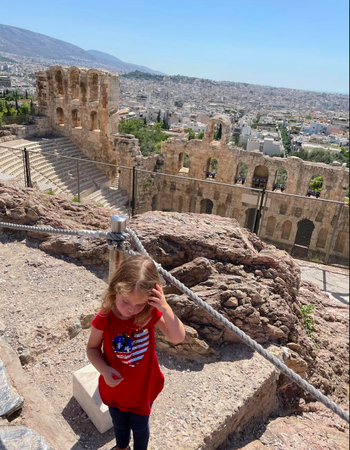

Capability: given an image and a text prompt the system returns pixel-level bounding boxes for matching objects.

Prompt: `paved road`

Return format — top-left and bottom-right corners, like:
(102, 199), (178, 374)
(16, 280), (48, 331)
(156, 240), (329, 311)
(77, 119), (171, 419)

(298, 260), (349, 305)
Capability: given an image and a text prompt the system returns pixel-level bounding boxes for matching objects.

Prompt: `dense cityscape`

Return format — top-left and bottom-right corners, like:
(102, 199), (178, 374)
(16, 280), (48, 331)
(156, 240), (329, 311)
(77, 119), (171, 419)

(1, 51), (349, 163)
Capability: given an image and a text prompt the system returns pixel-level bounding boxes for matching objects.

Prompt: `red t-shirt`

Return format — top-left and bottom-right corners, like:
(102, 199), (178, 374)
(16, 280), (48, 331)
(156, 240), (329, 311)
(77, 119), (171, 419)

(91, 308), (164, 415)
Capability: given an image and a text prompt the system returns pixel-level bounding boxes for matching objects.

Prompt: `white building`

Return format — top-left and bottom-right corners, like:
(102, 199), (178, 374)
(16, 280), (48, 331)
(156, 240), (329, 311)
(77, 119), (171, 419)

(247, 138), (263, 152)
(302, 121), (332, 135)
(263, 138), (281, 156)
(241, 126), (251, 137)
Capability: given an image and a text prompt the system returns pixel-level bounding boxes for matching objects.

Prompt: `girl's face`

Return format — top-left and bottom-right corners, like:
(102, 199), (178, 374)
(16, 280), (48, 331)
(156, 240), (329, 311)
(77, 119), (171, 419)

(115, 290), (149, 319)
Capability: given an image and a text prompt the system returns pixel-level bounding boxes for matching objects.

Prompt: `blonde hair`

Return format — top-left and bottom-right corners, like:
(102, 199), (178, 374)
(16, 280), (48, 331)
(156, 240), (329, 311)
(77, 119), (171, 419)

(102, 254), (161, 325)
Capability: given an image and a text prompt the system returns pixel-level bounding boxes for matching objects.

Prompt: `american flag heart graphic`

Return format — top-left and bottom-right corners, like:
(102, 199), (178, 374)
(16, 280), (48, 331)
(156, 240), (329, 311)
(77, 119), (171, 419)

(112, 329), (150, 367)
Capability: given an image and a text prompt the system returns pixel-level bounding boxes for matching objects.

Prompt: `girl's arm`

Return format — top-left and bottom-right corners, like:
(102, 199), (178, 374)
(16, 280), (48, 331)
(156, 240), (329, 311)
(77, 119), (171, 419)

(148, 284), (186, 344)
(87, 327), (123, 387)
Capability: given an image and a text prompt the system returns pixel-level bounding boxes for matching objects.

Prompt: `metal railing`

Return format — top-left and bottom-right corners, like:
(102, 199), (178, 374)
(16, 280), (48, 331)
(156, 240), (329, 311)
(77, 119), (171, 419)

(0, 143), (348, 267)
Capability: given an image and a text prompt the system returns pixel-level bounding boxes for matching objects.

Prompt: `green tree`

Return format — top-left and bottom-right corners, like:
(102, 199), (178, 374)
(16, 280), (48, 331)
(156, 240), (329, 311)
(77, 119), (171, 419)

(290, 147), (349, 167)
(156, 110), (161, 122)
(309, 176), (323, 192)
(118, 118), (170, 156)
(19, 102), (31, 116)
(5, 101), (12, 116)
(214, 124), (222, 141)
(162, 118), (170, 130)
(184, 128), (196, 140)
(197, 130), (205, 139)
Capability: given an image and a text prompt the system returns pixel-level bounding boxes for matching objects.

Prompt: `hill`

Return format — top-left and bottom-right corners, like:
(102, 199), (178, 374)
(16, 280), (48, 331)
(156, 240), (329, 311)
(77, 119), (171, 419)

(0, 23), (95, 61)
(0, 23), (162, 74)
(87, 49), (164, 74)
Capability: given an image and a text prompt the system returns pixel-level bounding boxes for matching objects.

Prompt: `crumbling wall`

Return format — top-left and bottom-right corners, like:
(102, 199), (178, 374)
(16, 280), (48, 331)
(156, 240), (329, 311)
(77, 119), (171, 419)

(36, 66), (119, 178)
(134, 116), (349, 264)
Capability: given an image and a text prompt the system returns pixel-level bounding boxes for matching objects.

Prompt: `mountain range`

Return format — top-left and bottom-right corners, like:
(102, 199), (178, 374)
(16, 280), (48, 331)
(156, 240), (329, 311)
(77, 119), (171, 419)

(0, 23), (164, 74)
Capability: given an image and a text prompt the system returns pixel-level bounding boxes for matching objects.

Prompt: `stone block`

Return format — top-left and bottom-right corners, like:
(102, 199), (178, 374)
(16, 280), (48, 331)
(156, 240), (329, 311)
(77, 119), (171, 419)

(73, 364), (113, 434)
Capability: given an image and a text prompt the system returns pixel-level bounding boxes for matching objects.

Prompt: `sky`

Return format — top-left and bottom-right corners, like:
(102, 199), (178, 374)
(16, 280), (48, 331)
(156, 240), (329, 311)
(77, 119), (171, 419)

(1, 0), (349, 94)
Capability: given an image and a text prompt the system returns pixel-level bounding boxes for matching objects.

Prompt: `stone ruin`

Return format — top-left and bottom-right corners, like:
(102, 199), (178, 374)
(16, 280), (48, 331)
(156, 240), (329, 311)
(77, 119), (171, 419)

(34, 66), (349, 266)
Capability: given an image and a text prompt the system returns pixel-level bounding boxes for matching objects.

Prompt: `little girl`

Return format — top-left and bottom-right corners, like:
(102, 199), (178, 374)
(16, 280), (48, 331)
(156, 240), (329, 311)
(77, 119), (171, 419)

(87, 254), (186, 450)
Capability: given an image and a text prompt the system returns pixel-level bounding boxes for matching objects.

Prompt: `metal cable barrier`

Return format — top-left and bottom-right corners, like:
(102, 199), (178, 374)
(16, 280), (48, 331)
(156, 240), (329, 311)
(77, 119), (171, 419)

(0, 219), (349, 424)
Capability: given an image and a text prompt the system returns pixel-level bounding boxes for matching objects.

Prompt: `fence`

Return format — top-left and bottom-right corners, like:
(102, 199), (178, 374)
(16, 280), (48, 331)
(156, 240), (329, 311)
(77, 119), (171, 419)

(0, 143), (348, 267)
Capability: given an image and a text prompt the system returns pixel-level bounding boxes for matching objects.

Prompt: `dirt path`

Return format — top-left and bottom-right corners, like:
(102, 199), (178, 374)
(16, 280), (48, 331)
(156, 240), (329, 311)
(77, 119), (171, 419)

(0, 232), (349, 450)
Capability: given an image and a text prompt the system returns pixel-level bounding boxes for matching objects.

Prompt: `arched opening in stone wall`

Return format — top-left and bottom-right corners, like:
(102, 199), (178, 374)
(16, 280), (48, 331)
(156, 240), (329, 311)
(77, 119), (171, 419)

(178, 196), (184, 212)
(316, 212), (324, 222)
(245, 208), (256, 231)
(214, 123), (223, 141)
(88, 72), (99, 102)
(206, 157), (218, 179)
(273, 169), (288, 191)
(178, 152), (190, 173)
(200, 198), (214, 214)
(266, 216), (276, 236)
(56, 107), (65, 126)
(54, 70), (64, 98)
(279, 204), (288, 215)
(294, 219), (315, 248)
(252, 165), (269, 189)
(217, 204), (227, 216)
(235, 162), (248, 184)
(72, 109), (81, 128)
(281, 220), (292, 240)
(90, 111), (99, 131)
(70, 69), (80, 100)
(307, 175), (323, 198)
(316, 228), (328, 248)
(334, 231), (347, 253)
(151, 195), (158, 211)
(232, 208), (240, 220)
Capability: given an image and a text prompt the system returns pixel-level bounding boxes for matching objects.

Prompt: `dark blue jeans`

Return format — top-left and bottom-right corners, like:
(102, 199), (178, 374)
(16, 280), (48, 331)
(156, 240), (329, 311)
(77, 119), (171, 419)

(109, 406), (150, 450)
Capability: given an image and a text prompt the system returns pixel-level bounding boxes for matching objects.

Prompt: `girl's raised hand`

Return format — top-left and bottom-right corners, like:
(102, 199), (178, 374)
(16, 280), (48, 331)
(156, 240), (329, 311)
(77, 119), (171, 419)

(148, 284), (169, 314)
(102, 366), (124, 387)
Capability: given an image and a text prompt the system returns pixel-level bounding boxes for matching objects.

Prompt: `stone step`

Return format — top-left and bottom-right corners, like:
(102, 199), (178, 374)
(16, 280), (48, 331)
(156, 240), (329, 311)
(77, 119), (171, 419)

(73, 345), (282, 450)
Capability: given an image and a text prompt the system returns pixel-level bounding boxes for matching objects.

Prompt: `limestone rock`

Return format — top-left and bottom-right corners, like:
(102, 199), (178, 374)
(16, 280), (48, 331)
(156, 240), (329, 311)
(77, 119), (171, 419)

(155, 325), (217, 359)
(67, 319), (82, 339)
(19, 349), (32, 365)
(0, 425), (53, 449)
(0, 359), (24, 417)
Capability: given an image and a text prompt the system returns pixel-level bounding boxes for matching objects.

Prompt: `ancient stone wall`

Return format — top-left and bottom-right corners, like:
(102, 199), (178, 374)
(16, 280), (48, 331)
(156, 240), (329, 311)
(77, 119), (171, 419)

(132, 116), (349, 265)
(0, 117), (53, 144)
(34, 67), (349, 264)
(36, 66), (119, 178)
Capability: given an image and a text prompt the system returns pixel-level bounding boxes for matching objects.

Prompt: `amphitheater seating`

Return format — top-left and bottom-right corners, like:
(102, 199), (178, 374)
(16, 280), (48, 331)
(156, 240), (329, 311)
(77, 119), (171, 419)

(0, 137), (129, 215)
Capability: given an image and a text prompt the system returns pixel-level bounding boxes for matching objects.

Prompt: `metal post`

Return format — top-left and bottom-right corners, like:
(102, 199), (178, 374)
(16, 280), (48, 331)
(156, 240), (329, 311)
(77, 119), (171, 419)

(132, 166), (137, 216)
(129, 168), (133, 218)
(76, 161), (81, 203)
(325, 203), (343, 264)
(191, 180), (197, 212)
(252, 190), (262, 234)
(257, 190), (268, 237)
(108, 215), (127, 281)
(22, 147), (32, 188)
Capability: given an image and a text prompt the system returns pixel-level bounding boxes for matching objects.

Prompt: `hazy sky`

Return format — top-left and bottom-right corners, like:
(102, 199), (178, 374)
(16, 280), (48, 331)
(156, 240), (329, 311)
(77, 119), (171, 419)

(1, 0), (349, 93)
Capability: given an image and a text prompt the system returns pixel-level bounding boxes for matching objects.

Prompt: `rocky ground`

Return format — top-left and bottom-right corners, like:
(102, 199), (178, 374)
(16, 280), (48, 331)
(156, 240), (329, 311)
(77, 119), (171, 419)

(0, 182), (349, 449)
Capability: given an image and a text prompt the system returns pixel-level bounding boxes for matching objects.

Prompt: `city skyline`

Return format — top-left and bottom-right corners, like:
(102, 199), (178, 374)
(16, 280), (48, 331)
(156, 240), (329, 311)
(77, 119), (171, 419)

(1, 0), (349, 94)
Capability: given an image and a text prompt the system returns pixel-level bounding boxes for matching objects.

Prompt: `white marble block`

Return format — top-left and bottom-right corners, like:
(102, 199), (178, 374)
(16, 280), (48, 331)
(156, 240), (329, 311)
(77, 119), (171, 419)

(73, 364), (113, 434)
